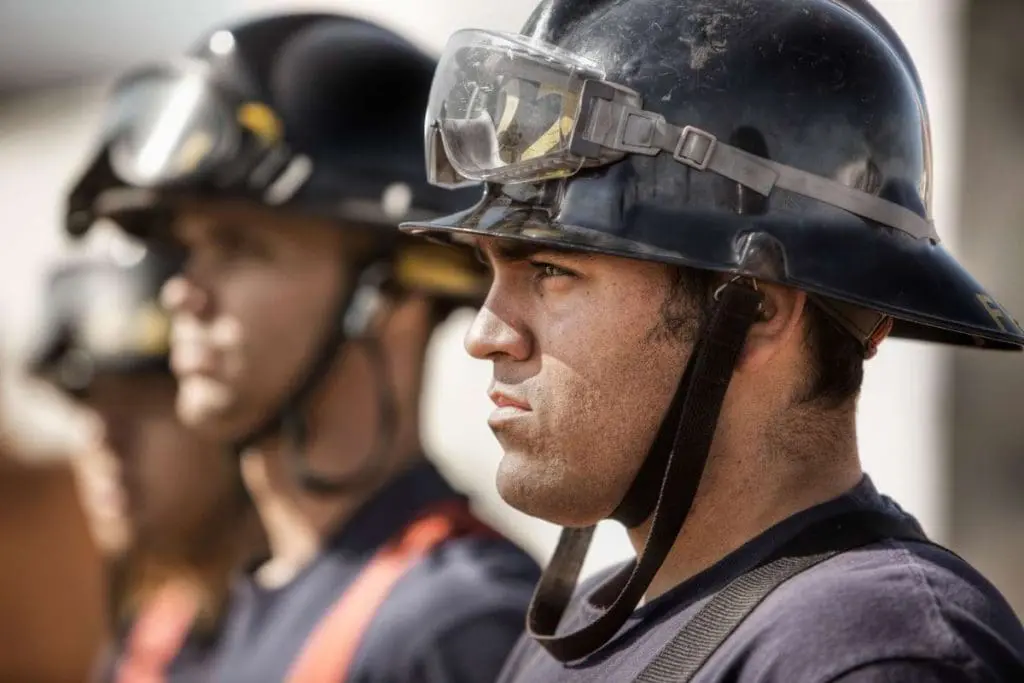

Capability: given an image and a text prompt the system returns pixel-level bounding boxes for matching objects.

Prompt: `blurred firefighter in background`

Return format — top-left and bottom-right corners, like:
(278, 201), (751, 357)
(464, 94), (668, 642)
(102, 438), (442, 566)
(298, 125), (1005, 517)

(63, 11), (540, 683)
(29, 241), (265, 682)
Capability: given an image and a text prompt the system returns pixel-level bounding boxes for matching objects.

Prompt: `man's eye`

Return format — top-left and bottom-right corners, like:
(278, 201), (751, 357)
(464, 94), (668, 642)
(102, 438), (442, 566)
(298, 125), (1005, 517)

(212, 228), (266, 258)
(529, 261), (575, 280)
(207, 227), (240, 251)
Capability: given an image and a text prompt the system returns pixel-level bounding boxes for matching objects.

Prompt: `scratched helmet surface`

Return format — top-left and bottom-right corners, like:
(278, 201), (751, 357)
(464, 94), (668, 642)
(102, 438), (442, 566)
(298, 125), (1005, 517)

(403, 0), (1023, 350)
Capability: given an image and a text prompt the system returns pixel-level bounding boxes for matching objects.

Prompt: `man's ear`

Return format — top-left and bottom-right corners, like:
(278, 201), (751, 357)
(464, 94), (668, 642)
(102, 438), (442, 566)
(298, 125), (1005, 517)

(736, 282), (807, 372)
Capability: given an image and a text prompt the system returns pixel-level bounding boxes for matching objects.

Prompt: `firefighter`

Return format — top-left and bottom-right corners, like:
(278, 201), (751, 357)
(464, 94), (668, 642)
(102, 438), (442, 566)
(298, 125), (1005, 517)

(401, 0), (1024, 680)
(64, 11), (539, 682)
(29, 244), (263, 681)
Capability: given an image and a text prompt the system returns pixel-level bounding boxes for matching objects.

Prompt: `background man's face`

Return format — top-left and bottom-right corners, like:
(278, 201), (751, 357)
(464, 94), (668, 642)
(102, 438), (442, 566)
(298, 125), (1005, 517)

(164, 201), (348, 442)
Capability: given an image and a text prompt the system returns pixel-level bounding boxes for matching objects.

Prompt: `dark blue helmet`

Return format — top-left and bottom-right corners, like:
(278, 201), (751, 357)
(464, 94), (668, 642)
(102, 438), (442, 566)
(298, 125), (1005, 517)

(66, 12), (481, 252)
(404, 0), (1022, 352)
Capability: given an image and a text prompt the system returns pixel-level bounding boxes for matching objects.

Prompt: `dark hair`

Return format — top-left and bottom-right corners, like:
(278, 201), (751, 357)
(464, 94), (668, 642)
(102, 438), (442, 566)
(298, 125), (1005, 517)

(800, 301), (865, 408)
(663, 266), (864, 407)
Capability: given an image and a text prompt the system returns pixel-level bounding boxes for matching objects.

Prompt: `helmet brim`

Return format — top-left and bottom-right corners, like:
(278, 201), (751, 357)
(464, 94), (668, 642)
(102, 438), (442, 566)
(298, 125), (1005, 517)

(402, 192), (1024, 351)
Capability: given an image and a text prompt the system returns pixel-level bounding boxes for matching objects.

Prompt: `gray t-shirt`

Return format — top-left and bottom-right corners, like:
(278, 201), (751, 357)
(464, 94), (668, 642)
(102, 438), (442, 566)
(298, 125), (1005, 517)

(498, 476), (1024, 682)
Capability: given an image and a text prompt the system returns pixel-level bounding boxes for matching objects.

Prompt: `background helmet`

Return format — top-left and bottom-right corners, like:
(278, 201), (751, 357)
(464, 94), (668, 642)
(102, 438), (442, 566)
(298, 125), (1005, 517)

(67, 12), (481, 244)
(66, 10), (488, 306)
(30, 245), (180, 397)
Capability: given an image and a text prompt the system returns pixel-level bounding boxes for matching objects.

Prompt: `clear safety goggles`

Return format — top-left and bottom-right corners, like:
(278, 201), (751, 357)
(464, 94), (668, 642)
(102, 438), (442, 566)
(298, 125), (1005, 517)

(101, 60), (295, 193)
(425, 29), (939, 243)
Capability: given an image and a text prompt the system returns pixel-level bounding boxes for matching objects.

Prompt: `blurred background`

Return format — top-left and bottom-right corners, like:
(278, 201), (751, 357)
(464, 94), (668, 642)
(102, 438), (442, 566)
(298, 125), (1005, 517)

(0, 0), (1020, 679)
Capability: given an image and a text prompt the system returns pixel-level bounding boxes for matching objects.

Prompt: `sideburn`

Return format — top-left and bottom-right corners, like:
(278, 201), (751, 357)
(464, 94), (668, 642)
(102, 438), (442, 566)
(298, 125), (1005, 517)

(650, 266), (716, 345)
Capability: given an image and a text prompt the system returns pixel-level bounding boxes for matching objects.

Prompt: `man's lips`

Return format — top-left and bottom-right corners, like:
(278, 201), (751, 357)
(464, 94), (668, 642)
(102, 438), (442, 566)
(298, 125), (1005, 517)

(488, 389), (531, 411)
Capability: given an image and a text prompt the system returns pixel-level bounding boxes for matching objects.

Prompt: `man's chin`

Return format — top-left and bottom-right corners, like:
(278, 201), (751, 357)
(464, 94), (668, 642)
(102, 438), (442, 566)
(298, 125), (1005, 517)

(495, 454), (610, 528)
(175, 379), (246, 441)
(89, 517), (131, 557)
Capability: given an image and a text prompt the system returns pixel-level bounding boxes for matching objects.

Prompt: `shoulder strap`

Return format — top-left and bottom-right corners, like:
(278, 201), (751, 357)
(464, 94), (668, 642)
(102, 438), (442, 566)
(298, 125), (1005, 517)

(285, 499), (497, 683)
(633, 511), (937, 683)
(115, 581), (200, 683)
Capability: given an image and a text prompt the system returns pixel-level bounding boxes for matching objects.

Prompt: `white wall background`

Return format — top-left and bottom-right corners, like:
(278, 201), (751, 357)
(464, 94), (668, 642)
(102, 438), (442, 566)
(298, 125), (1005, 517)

(0, 0), (965, 575)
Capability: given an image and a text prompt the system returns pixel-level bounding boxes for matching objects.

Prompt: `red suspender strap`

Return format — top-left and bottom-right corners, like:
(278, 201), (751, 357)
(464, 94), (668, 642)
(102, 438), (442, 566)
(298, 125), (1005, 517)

(285, 499), (497, 683)
(115, 581), (200, 683)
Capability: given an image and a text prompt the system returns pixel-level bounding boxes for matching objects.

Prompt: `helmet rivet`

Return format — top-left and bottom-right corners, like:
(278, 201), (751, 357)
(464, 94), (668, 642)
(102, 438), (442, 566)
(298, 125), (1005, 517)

(382, 183), (413, 219)
(209, 30), (235, 56)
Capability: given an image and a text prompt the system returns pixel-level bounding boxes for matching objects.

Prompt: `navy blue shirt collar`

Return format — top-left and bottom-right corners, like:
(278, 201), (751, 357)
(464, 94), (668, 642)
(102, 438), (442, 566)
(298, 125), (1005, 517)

(584, 474), (905, 625)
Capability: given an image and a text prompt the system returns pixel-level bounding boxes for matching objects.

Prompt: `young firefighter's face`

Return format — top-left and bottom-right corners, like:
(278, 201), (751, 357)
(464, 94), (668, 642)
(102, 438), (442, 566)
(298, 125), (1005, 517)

(163, 201), (354, 442)
(465, 239), (695, 527)
(79, 372), (233, 554)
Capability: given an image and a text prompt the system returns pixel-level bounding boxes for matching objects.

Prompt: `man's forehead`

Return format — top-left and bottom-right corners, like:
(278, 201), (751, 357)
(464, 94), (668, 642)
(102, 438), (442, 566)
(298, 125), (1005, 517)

(171, 199), (285, 233)
(169, 200), (362, 246)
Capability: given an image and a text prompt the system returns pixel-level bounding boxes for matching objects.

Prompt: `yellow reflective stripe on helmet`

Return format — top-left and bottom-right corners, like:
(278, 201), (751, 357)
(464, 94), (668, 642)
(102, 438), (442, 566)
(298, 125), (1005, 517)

(395, 245), (488, 299)
(237, 102), (282, 144)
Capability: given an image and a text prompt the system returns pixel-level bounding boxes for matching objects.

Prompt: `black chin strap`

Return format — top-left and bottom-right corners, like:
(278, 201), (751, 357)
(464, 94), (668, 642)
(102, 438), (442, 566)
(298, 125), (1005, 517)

(527, 280), (764, 662)
(231, 258), (399, 496)
(283, 336), (398, 494)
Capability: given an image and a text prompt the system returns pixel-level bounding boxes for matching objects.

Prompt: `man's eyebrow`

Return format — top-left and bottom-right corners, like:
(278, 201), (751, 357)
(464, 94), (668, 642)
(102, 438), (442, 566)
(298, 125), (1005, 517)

(483, 240), (590, 263)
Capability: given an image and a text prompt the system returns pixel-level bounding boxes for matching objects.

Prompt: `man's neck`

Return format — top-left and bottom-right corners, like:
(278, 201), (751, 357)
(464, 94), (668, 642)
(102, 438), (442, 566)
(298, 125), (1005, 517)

(628, 413), (862, 601)
(242, 433), (424, 589)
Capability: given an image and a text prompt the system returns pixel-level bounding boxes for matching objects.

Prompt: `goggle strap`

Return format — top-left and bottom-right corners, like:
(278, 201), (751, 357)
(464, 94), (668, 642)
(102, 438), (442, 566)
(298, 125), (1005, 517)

(589, 98), (939, 242)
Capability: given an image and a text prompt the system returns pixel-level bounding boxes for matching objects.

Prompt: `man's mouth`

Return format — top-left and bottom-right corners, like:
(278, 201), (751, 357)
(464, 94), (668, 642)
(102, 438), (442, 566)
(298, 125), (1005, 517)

(488, 389), (532, 411)
(487, 387), (532, 428)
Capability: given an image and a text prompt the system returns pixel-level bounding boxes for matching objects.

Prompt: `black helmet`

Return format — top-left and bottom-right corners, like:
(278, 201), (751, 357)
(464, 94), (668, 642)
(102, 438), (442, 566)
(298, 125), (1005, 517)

(29, 244), (180, 397)
(66, 12), (481, 243)
(64, 11), (488, 494)
(401, 0), (1024, 662)
(404, 1), (1022, 351)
